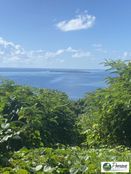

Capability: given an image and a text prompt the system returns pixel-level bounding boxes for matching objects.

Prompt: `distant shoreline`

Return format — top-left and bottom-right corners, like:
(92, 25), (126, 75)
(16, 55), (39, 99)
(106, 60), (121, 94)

(0, 67), (105, 73)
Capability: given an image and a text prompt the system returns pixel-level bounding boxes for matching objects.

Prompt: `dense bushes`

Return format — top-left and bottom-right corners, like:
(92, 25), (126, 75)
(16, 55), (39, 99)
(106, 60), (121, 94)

(0, 80), (79, 153)
(77, 60), (131, 147)
(1, 146), (131, 173)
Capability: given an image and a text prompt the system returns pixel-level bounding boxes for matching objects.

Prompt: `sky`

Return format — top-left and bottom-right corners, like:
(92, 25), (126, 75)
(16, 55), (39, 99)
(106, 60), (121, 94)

(0, 0), (131, 69)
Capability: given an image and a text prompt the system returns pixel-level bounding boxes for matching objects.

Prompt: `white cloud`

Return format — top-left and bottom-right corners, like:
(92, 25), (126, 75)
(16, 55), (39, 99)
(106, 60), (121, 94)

(0, 37), (29, 66)
(43, 49), (64, 59)
(3, 38), (131, 69)
(56, 12), (96, 32)
(92, 43), (107, 53)
(66, 47), (77, 53)
(72, 51), (91, 58)
(122, 51), (131, 60)
(65, 47), (91, 58)
(30, 47), (91, 60)
(0, 37), (92, 67)
(29, 49), (65, 60)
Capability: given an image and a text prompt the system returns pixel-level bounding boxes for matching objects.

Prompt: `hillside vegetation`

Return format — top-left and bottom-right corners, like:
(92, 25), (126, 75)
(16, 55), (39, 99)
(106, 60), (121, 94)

(0, 60), (131, 173)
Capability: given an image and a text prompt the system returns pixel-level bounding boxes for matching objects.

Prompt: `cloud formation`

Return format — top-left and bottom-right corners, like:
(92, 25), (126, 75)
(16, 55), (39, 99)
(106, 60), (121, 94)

(30, 47), (91, 60)
(92, 43), (107, 53)
(0, 37), (91, 67)
(0, 37), (29, 66)
(56, 12), (96, 32)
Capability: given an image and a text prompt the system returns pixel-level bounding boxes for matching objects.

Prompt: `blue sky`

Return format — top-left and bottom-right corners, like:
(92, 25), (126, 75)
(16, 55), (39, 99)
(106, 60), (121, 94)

(0, 0), (131, 69)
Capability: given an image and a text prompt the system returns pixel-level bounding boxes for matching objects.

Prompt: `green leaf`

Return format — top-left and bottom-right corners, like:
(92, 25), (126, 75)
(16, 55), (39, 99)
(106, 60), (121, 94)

(15, 169), (29, 174)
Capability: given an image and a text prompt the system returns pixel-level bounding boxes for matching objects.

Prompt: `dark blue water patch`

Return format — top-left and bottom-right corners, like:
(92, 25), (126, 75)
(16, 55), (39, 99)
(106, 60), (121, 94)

(0, 68), (110, 99)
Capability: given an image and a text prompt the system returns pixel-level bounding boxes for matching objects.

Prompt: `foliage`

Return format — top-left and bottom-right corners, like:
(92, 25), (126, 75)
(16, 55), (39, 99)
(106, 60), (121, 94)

(0, 146), (131, 174)
(0, 80), (79, 154)
(77, 60), (131, 147)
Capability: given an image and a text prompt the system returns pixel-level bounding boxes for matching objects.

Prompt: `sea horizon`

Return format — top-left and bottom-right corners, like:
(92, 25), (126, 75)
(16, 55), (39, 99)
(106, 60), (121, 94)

(0, 67), (106, 71)
(0, 68), (109, 99)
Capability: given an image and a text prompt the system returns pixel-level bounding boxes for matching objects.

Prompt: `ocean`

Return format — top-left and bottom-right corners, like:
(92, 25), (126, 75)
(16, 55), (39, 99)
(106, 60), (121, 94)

(0, 68), (110, 100)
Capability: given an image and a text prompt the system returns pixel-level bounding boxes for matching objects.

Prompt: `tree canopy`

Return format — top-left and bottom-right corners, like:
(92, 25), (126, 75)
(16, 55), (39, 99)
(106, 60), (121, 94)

(77, 60), (131, 147)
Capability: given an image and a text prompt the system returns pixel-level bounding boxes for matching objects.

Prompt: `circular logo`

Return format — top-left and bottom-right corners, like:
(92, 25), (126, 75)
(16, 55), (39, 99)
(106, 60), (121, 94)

(103, 163), (112, 171)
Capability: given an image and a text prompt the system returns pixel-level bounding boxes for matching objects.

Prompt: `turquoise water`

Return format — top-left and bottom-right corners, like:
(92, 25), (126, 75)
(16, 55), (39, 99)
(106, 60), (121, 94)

(0, 68), (109, 99)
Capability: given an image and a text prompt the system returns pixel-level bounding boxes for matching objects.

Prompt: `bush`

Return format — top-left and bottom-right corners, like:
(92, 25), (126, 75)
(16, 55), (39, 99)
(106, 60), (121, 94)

(1, 146), (131, 174)
(0, 80), (79, 153)
(77, 60), (131, 147)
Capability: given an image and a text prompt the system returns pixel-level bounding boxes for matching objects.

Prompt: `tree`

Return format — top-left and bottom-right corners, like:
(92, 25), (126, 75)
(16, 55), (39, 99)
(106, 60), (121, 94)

(0, 80), (79, 154)
(77, 60), (131, 147)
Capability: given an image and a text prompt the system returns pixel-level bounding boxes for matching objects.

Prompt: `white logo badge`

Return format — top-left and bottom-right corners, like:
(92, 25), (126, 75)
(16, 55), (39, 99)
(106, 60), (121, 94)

(101, 162), (129, 173)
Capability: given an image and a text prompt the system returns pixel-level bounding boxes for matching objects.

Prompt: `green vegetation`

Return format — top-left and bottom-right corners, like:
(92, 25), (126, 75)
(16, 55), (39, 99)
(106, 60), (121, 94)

(0, 60), (131, 173)
(1, 146), (131, 174)
(77, 60), (131, 147)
